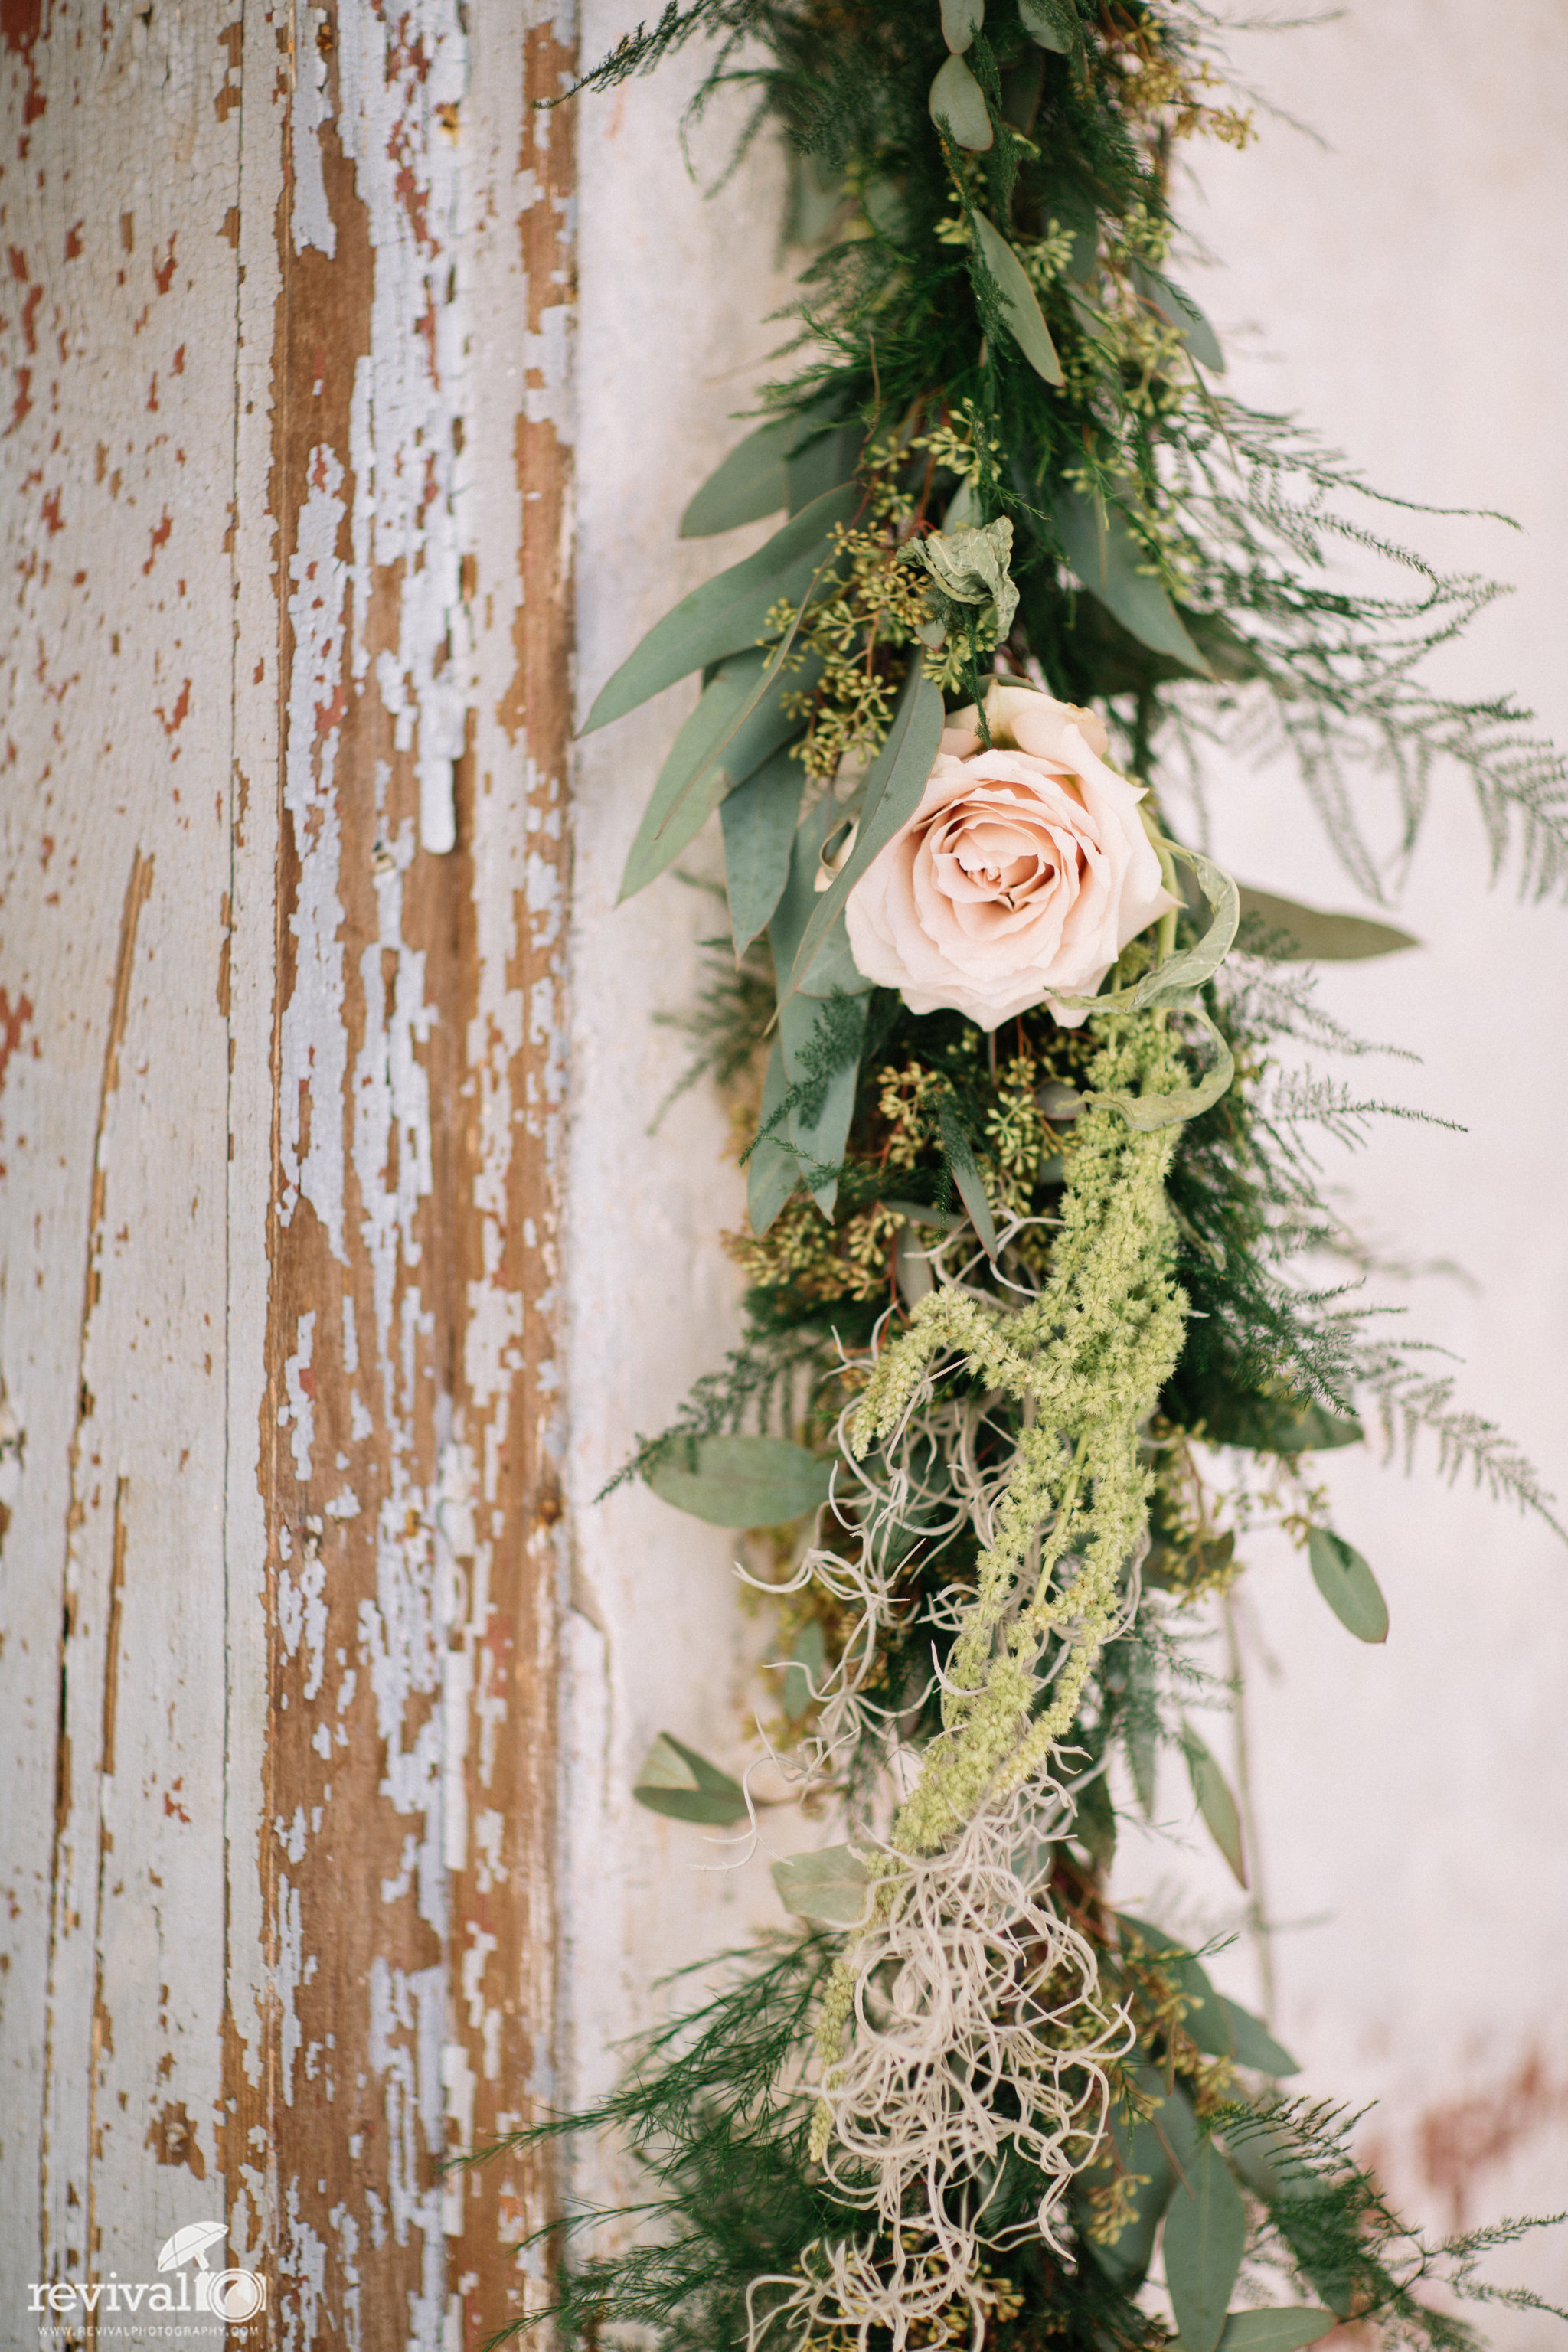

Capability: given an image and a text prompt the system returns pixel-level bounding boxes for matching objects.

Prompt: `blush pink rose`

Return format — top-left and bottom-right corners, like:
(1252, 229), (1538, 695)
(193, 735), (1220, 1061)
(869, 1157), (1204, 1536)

(844, 683), (1174, 1031)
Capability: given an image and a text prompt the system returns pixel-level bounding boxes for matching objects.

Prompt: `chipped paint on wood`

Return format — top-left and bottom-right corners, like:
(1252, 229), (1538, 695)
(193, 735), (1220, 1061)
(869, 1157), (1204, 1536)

(2, 0), (573, 2333)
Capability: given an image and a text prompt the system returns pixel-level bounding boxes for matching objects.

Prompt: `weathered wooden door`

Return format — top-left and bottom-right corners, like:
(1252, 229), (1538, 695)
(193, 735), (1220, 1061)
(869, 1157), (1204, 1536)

(0, 0), (571, 2331)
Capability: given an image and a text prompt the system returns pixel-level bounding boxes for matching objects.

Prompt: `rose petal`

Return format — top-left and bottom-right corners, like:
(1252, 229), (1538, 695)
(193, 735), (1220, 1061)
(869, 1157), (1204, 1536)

(843, 715), (1170, 1030)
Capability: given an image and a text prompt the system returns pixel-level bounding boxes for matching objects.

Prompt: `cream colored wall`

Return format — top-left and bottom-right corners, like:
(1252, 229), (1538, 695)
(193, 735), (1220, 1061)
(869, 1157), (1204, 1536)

(1176, 7), (1568, 2324)
(565, 32), (799, 2219)
(567, 0), (1568, 2330)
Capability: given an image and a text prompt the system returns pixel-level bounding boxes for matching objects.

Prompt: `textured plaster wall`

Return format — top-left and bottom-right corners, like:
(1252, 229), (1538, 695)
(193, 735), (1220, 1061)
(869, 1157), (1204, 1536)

(566, 0), (1568, 2331)
(566, 24), (801, 2212)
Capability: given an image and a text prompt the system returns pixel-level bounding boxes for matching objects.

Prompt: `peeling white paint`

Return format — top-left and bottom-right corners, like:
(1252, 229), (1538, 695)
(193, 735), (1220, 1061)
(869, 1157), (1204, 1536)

(336, 0), (471, 862)
(279, 1875), (305, 2105)
(524, 303), (577, 434)
(282, 1310), (318, 1482)
(279, 1537), (328, 1703)
(280, 460), (351, 1262)
(367, 1954), (447, 2297)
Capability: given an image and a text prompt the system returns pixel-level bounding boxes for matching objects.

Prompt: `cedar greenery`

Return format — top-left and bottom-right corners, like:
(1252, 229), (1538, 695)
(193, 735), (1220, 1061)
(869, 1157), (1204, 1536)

(485, 5), (1566, 2349)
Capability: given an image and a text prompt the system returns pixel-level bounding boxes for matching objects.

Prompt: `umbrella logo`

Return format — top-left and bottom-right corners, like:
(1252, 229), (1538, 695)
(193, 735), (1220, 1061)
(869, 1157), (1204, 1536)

(156, 2220), (267, 2322)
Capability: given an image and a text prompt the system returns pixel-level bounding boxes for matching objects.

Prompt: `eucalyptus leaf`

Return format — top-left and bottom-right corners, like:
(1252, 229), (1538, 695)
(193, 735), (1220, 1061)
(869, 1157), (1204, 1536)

(796, 916), (870, 999)
(1073, 1769), (1117, 1869)
(928, 51), (993, 150)
(1146, 1529), (1235, 1592)
(895, 1219), (937, 1305)
(1016, 0), (1071, 48)
(1217, 1996), (1301, 2078)
(1149, 2071), (1203, 2178)
(680, 416), (795, 538)
(1237, 885), (1419, 963)
(1307, 1527), (1390, 1645)
(1201, 1391), (1364, 1455)
(1131, 261), (1226, 374)
(943, 477), (982, 533)
(782, 1619), (826, 1719)
(1182, 1721), (1248, 1887)
(1054, 486), (1213, 674)
(722, 744), (807, 954)
(939, 1099), (999, 1259)
(619, 648), (818, 901)
(619, 651), (764, 899)
(585, 482), (859, 734)
(769, 806), (877, 1001)
(787, 414), (864, 514)
(780, 986), (871, 1217)
(782, 666), (946, 1003)
(972, 213), (1063, 385)
(1119, 1916), (1221, 2038)
(1161, 1942), (1299, 2076)
(783, 150), (849, 247)
(771, 1842), (871, 1928)
(1225, 2122), (1286, 2205)
(1128, 1704), (1157, 1821)
(1081, 2066), (1182, 2288)
(940, 0), (982, 51)
(1135, 849), (1240, 1006)
(1210, 2311), (1336, 2352)
(648, 1434), (833, 1529)
(1163, 2133), (1248, 2352)
(633, 1731), (750, 1826)
(862, 177), (908, 242)
(750, 1035), (805, 1236)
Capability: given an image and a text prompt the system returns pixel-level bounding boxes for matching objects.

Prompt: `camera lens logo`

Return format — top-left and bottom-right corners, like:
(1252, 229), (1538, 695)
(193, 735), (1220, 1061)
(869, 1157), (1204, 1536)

(157, 2222), (267, 2321)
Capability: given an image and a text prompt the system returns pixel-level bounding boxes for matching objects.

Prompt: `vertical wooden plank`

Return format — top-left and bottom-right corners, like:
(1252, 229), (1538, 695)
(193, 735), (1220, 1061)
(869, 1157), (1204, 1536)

(439, 2), (574, 2334)
(0, 0), (570, 2331)
(223, 0), (571, 2337)
(0, 0), (241, 2295)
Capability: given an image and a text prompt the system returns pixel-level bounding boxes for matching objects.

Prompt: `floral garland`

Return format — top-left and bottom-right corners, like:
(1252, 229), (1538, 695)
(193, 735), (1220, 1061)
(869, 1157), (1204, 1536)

(494, 6), (1567, 2350)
